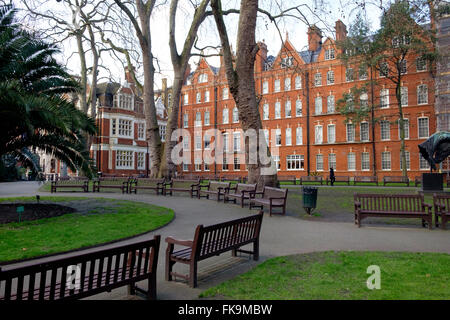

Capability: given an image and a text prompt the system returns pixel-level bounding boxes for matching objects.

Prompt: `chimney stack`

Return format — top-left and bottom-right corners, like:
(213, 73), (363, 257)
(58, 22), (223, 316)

(255, 41), (268, 72)
(124, 65), (135, 85)
(335, 20), (347, 42)
(308, 25), (322, 52)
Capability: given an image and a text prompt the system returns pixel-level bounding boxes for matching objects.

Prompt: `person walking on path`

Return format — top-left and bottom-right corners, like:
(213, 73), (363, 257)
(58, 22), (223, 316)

(329, 167), (336, 186)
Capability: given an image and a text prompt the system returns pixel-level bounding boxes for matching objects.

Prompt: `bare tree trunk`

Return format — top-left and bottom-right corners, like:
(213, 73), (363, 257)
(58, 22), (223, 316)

(113, 0), (162, 177)
(162, 0), (210, 178)
(211, 0), (277, 187)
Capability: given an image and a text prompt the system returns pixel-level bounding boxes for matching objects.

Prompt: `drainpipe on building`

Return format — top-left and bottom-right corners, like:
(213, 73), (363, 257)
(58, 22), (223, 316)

(214, 86), (218, 177)
(370, 67), (377, 177)
(305, 71), (311, 175)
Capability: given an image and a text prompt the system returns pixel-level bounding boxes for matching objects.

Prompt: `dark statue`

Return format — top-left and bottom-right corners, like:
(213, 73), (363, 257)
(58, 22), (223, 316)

(418, 131), (450, 171)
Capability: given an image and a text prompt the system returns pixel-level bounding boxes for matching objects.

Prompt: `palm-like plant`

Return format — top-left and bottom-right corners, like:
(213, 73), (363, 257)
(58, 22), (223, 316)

(0, 4), (97, 178)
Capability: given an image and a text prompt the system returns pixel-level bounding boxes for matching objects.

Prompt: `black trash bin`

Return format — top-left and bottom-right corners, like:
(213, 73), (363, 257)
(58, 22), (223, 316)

(302, 186), (318, 215)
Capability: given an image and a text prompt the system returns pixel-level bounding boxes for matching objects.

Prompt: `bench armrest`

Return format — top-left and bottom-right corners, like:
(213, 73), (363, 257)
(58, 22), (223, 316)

(165, 237), (193, 247)
(198, 184), (209, 190)
(354, 201), (361, 209)
(249, 191), (264, 199)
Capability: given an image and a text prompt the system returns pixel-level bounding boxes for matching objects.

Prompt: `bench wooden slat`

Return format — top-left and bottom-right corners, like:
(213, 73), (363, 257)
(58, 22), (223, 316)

(166, 213), (263, 288)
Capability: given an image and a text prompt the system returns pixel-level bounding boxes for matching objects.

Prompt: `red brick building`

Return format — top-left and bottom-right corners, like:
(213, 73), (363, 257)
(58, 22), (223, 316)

(90, 68), (169, 176)
(178, 20), (436, 181)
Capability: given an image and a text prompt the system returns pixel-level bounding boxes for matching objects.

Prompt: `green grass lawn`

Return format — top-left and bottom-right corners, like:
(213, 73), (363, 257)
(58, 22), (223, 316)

(200, 251), (450, 300)
(0, 197), (174, 263)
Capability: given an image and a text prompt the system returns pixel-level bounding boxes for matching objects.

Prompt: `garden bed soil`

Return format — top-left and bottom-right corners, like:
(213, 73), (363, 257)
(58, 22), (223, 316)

(0, 203), (76, 224)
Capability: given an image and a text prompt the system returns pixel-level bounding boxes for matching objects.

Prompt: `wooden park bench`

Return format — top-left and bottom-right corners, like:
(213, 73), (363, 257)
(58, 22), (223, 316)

(129, 178), (165, 195)
(249, 186), (288, 216)
(164, 179), (200, 198)
(433, 193), (450, 230)
(277, 175), (297, 185)
(165, 212), (263, 288)
(0, 236), (161, 300)
(326, 175), (350, 185)
(51, 177), (89, 193)
(353, 193), (432, 229)
(414, 176), (421, 187)
(354, 176), (378, 186)
(224, 183), (257, 207)
(299, 176), (323, 185)
(383, 176), (410, 186)
(198, 181), (230, 201)
(93, 177), (130, 193)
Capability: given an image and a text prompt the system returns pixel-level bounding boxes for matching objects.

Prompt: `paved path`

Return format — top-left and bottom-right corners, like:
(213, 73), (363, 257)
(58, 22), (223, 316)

(0, 183), (449, 300)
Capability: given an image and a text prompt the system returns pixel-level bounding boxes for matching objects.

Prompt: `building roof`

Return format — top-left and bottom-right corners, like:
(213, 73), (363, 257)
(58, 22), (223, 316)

(298, 46), (322, 64)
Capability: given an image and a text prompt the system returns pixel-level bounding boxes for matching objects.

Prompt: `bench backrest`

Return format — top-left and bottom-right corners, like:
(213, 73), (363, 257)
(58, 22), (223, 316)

(234, 183), (257, 193)
(99, 177), (130, 185)
(208, 181), (230, 191)
(277, 175), (296, 181)
(328, 175), (349, 181)
(383, 176), (409, 182)
(170, 179), (200, 187)
(301, 176), (322, 182)
(54, 177), (88, 185)
(0, 236), (160, 301)
(433, 194), (450, 213)
(354, 193), (424, 213)
(354, 176), (377, 182)
(263, 186), (288, 199)
(192, 213), (263, 261)
(135, 178), (165, 186)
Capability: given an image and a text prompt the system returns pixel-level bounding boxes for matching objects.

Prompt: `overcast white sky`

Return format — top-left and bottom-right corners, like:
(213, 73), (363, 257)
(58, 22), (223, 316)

(13, 0), (385, 91)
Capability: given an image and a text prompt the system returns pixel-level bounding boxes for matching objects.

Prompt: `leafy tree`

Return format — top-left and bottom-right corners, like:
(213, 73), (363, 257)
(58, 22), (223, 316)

(0, 4), (97, 179)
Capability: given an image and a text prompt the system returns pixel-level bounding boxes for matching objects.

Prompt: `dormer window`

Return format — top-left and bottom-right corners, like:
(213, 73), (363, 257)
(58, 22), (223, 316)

(392, 35), (411, 48)
(198, 73), (208, 83)
(117, 93), (133, 110)
(281, 56), (293, 68)
(325, 48), (335, 60)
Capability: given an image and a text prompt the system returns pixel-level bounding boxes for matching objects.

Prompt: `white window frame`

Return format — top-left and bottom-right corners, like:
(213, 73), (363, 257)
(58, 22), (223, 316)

(346, 123), (355, 142)
(315, 125), (323, 144)
(417, 84), (428, 105)
(115, 150), (134, 169)
(418, 117), (429, 138)
(285, 100), (291, 118)
(274, 79), (281, 92)
(381, 151), (391, 171)
(316, 154), (324, 171)
(380, 120), (390, 141)
(275, 102), (281, 119)
(327, 124), (336, 143)
(284, 77), (291, 91)
(360, 122), (369, 142)
(286, 154), (304, 171)
(295, 99), (302, 117)
(295, 75), (302, 89)
(361, 152), (370, 171)
(327, 70), (335, 85)
(347, 152), (356, 171)
(296, 127), (303, 145)
(285, 128), (292, 146)
(263, 103), (269, 120)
